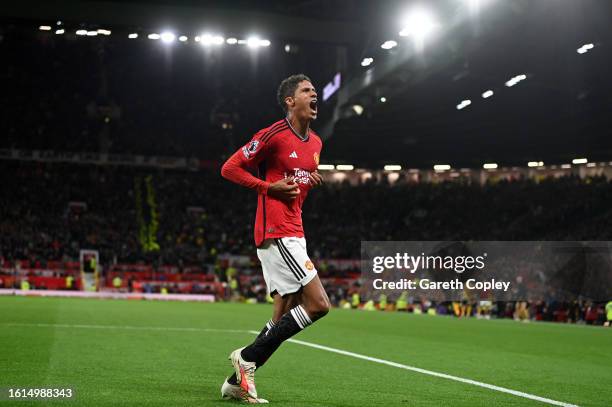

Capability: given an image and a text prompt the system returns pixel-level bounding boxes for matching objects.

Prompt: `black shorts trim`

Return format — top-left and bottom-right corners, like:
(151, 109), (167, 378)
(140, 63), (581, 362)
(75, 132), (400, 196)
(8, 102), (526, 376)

(276, 238), (306, 279)
(275, 239), (304, 280)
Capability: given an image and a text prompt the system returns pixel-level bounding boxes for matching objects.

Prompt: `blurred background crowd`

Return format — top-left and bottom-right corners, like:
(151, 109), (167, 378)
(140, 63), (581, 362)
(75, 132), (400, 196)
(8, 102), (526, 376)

(1, 160), (611, 324)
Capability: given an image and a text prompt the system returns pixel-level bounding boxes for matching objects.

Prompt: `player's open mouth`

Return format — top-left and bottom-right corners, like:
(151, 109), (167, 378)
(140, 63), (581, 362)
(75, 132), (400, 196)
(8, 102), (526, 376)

(310, 99), (317, 114)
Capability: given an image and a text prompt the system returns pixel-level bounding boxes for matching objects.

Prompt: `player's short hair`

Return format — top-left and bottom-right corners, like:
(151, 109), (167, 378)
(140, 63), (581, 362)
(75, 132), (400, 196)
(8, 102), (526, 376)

(277, 74), (312, 113)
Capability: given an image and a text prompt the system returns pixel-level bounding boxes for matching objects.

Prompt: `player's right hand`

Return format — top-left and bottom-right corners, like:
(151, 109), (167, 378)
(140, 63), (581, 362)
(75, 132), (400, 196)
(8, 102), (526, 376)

(267, 176), (300, 202)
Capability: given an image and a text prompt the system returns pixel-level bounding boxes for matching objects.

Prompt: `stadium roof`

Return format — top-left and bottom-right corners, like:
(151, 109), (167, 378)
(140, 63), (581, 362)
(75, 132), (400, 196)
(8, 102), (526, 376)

(2, 0), (611, 168)
(324, 0), (612, 168)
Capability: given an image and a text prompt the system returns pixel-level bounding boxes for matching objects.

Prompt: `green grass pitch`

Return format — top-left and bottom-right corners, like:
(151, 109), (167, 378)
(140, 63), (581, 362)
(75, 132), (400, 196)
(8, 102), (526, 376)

(1, 296), (610, 406)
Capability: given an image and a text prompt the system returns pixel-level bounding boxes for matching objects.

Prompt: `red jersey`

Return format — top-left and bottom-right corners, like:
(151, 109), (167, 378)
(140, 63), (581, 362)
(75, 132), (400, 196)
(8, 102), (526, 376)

(221, 119), (323, 246)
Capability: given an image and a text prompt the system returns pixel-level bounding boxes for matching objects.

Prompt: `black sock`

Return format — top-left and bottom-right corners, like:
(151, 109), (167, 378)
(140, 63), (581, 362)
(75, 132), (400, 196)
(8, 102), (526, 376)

(227, 319), (276, 385)
(240, 305), (312, 367)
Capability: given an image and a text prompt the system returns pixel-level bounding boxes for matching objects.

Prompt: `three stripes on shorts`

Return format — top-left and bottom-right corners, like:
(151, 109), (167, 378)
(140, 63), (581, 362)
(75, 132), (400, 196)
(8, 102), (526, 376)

(275, 238), (307, 281)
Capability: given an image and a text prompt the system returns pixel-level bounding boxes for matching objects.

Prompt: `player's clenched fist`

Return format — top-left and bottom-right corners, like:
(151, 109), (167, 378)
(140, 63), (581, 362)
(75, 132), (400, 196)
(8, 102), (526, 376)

(268, 176), (300, 201)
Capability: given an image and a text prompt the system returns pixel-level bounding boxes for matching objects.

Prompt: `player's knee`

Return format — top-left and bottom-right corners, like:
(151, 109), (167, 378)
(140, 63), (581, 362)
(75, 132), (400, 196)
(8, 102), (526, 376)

(307, 296), (330, 321)
(317, 300), (331, 319)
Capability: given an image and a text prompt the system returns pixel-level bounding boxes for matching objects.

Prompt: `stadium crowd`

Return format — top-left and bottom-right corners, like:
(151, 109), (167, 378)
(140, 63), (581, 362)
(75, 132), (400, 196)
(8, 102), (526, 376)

(1, 160), (612, 325)
(3, 160), (612, 265)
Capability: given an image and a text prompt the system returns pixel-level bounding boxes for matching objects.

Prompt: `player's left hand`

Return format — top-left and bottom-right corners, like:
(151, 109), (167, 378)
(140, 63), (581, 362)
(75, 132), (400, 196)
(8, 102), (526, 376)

(309, 171), (323, 187)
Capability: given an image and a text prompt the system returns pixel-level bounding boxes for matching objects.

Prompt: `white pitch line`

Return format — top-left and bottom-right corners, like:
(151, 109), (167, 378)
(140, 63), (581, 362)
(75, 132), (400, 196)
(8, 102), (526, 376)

(4, 323), (579, 406)
(279, 335), (579, 407)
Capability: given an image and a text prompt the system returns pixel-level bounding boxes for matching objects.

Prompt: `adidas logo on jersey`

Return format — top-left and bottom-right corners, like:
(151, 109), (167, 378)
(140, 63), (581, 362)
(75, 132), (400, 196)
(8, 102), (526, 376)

(289, 151), (298, 158)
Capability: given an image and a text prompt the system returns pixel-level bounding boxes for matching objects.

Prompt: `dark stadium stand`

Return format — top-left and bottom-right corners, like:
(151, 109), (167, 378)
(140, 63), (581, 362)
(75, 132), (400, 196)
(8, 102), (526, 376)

(2, 160), (612, 265)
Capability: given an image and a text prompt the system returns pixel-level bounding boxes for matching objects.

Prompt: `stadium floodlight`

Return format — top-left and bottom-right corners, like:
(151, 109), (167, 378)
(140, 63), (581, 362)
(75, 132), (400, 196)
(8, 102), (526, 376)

(200, 34), (212, 46)
(577, 43), (594, 54)
(317, 164), (335, 170)
(384, 165), (402, 171)
(380, 96), (387, 103)
(148, 33), (160, 40)
(55, 29), (65, 35)
(483, 163), (498, 169)
(128, 33), (138, 39)
(161, 32), (176, 43)
(97, 29), (111, 36)
(245, 37), (270, 48)
(226, 37), (238, 45)
(247, 36), (261, 48)
(381, 40), (398, 50)
(505, 74), (527, 87)
(527, 161), (544, 167)
(87, 31), (98, 36)
(352, 104), (364, 115)
(361, 57), (374, 67)
(586, 162), (596, 168)
(399, 8), (439, 40)
(200, 34), (225, 46)
(456, 99), (471, 110)
(39, 25), (52, 31)
(561, 164), (572, 169)
(482, 90), (494, 98)
(433, 164), (451, 171)
(179, 35), (188, 42)
(572, 158), (588, 164)
(76, 29), (87, 36)
(336, 165), (354, 171)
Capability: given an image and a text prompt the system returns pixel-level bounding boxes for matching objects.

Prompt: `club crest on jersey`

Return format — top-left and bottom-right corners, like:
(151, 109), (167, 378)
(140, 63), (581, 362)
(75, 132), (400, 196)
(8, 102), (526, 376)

(313, 152), (319, 165)
(305, 260), (314, 271)
(242, 140), (259, 158)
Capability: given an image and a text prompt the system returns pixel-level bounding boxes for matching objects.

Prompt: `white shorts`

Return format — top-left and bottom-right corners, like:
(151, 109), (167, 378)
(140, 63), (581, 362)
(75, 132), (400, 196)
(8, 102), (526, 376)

(257, 237), (318, 296)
